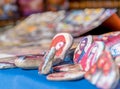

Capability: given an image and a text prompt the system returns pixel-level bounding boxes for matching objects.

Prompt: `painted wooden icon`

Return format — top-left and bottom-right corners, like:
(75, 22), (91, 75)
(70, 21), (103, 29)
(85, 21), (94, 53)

(40, 33), (73, 74)
(73, 35), (92, 64)
(79, 41), (104, 71)
(85, 50), (119, 89)
(50, 33), (73, 61)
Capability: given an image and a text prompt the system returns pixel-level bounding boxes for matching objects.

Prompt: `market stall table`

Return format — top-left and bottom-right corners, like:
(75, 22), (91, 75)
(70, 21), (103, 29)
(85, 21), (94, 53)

(0, 68), (98, 89)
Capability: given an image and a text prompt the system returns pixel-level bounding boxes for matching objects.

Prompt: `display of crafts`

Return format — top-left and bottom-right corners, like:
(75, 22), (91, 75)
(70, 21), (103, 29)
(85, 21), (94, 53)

(0, 8), (120, 89)
(0, 8), (116, 47)
(0, 32), (119, 89)
(38, 32), (120, 89)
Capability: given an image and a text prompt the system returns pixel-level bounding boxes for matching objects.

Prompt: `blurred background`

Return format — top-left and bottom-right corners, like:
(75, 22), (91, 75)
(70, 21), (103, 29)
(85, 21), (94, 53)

(0, 0), (120, 27)
(0, 0), (120, 49)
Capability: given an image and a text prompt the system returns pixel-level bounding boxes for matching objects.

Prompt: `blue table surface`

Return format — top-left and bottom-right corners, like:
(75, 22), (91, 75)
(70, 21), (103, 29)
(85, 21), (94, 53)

(0, 68), (99, 89)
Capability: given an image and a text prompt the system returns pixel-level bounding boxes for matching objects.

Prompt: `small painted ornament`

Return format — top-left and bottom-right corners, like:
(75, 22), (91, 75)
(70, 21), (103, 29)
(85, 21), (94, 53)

(39, 33), (73, 74)
(73, 35), (92, 64)
(85, 50), (119, 89)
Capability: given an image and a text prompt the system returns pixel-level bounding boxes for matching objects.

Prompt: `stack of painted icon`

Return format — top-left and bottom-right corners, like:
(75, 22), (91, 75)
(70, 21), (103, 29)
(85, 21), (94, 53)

(0, 32), (119, 89)
(0, 8), (116, 47)
(39, 32), (120, 89)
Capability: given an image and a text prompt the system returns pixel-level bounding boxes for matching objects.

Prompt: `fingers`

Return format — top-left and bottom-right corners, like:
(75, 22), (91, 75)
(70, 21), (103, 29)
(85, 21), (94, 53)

(85, 51), (119, 89)
(47, 70), (85, 81)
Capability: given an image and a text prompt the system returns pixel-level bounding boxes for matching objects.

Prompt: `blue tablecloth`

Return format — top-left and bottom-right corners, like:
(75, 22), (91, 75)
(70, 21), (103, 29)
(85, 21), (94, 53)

(0, 68), (98, 89)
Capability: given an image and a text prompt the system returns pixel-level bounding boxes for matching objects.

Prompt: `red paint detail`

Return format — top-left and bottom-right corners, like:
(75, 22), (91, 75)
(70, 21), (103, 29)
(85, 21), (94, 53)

(50, 35), (66, 57)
